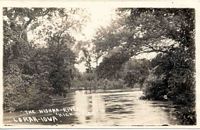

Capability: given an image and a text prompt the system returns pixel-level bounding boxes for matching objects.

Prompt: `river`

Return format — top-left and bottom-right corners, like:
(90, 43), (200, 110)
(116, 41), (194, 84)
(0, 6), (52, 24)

(4, 89), (180, 126)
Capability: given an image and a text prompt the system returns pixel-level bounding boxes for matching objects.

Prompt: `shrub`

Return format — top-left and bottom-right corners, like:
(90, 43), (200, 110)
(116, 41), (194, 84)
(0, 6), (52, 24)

(4, 64), (52, 112)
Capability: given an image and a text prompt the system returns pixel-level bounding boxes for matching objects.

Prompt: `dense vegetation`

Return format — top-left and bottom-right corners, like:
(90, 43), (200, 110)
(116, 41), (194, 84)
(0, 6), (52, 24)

(3, 8), (195, 125)
(93, 8), (195, 125)
(3, 8), (86, 111)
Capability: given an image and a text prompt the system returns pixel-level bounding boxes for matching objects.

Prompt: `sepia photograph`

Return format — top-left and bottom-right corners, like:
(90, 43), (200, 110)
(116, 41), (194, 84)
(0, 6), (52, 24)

(1, 1), (199, 127)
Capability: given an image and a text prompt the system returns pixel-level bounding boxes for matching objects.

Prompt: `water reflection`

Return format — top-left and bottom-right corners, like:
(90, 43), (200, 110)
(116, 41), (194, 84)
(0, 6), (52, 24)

(4, 89), (180, 126)
(73, 90), (179, 126)
(74, 91), (106, 124)
(91, 94), (105, 123)
(74, 90), (88, 124)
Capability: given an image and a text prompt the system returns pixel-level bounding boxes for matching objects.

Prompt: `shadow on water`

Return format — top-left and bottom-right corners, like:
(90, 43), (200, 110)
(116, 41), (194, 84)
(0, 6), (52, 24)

(4, 89), (180, 126)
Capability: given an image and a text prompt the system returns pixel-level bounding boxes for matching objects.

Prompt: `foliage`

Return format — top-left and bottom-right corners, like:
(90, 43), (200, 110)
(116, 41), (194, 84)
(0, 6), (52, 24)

(82, 48), (93, 73)
(122, 59), (150, 88)
(144, 48), (195, 124)
(93, 8), (195, 125)
(96, 50), (130, 79)
(3, 7), (86, 111)
(47, 32), (76, 95)
(72, 73), (125, 91)
(3, 7), (196, 125)
(4, 64), (53, 111)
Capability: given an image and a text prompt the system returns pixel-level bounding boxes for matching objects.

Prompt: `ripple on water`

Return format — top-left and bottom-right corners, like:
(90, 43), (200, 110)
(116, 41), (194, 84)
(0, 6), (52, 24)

(4, 90), (180, 126)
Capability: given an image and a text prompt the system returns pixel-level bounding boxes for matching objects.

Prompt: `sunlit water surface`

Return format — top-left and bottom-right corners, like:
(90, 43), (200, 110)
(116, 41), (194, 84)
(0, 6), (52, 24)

(4, 89), (180, 126)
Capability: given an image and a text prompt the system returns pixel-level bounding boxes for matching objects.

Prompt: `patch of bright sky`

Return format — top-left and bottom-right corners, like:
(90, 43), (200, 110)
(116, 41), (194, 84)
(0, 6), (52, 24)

(133, 52), (157, 60)
(74, 7), (116, 72)
(75, 7), (116, 41)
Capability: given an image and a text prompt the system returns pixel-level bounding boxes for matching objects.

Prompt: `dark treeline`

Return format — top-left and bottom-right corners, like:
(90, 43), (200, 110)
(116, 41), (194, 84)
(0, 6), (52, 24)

(92, 8), (195, 125)
(3, 8), (195, 125)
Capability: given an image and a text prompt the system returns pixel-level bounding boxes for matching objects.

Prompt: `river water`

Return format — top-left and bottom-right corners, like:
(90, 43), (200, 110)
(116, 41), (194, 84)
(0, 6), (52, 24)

(4, 89), (180, 126)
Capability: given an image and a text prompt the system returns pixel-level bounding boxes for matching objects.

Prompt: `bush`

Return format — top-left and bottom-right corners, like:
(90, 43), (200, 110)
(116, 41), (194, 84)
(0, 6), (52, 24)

(71, 73), (125, 91)
(174, 106), (196, 125)
(4, 64), (53, 112)
(143, 49), (196, 125)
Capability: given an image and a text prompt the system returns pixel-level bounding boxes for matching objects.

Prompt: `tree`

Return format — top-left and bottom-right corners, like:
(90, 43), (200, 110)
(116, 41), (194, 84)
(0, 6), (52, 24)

(123, 59), (150, 88)
(93, 8), (195, 124)
(125, 8), (195, 125)
(82, 48), (93, 73)
(3, 8), (59, 111)
(96, 50), (130, 79)
(3, 7), (88, 111)
(47, 32), (76, 95)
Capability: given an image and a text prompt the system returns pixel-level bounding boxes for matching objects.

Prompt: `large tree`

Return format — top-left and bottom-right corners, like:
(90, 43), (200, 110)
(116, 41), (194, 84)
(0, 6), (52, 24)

(3, 7), (88, 111)
(93, 8), (195, 125)
(94, 8), (194, 64)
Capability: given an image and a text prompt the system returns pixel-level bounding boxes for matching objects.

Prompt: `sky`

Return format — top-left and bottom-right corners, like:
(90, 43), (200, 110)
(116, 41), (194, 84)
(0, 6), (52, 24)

(26, 8), (157, 73)
(76, 7), (116, 41)
(74, 8), (116, 72)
